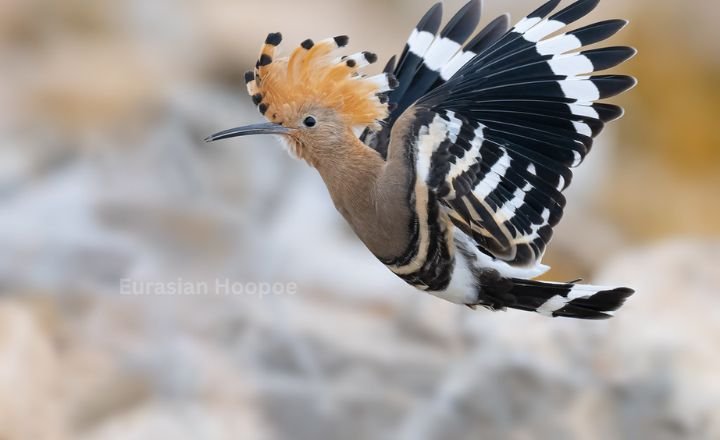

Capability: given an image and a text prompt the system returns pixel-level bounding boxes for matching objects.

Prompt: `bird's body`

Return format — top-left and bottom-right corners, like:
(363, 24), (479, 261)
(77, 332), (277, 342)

(208, 0), (637, 319)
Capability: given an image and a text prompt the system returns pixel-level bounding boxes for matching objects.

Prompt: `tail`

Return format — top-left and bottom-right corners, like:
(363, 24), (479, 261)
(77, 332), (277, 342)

(475, 273), (634, 320)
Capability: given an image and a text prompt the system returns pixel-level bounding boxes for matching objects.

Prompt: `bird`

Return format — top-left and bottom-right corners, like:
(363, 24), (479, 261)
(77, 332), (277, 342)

(206, 0), (637, 319)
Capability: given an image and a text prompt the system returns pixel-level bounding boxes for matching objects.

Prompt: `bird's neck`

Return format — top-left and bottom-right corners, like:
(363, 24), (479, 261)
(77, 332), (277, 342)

(314, 135), (415, 261)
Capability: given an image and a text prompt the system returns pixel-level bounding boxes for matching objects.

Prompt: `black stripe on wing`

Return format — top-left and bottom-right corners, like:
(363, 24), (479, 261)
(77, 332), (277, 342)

(362, 1), (510, 157)
(390, 2), (444, 108)
(403, 0), (635, 267)
(412, 109), (566, 265)
(392, 0), (481, 115)
(463, 14), (510, 56)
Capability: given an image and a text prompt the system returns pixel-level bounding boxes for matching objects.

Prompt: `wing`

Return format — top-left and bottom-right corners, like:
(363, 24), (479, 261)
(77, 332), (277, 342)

(389, 0), (636, 268)
(361, 0), (510, 158)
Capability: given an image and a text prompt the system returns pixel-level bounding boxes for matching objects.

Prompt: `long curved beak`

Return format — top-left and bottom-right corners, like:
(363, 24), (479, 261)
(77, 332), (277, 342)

(204, 122), (291, 142)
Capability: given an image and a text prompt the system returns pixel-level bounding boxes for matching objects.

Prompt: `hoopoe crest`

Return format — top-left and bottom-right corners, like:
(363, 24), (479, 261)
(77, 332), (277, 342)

(208, 0), (637, 320)
(239, 34), (395, 163)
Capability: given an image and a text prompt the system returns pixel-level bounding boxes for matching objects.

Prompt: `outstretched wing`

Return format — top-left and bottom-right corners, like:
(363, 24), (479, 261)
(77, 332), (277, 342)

(389, 0), (636, 268)
(362, 0), (510, 157)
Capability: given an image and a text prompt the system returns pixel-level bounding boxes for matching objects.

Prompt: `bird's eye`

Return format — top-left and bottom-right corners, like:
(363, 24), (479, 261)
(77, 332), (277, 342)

(303, 116), (317, 128)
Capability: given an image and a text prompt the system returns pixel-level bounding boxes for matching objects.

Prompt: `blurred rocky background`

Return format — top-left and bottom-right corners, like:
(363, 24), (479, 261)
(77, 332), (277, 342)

(1, 0), (718, 439)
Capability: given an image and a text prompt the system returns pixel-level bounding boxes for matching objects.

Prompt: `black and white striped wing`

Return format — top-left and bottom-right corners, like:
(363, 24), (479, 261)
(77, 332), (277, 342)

(362, 0), (510, 157)
(399, 0), (636, 267)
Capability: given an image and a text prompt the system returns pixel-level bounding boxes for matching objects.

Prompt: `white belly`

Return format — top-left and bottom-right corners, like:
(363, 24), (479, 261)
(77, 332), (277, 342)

(426, 231), (551, 305)
(426, 249), (479, 304)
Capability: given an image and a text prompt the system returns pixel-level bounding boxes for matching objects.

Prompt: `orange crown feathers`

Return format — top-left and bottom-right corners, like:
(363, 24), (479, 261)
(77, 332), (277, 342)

(245, 33), (396, 130)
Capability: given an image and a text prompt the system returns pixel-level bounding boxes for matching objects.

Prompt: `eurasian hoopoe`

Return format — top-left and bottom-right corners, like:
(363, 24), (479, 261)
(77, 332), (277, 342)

(207, 0), (637, 319)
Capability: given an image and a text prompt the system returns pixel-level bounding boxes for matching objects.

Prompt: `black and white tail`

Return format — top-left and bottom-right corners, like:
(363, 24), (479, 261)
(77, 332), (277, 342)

(474, 272), (634, 319)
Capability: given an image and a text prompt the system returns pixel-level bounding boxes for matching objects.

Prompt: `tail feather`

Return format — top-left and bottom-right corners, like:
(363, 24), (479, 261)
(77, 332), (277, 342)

(476, 273), (634, 319)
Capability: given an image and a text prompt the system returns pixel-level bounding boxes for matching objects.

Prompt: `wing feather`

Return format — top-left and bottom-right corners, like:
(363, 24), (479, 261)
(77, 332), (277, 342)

(384, 0), (635, 267)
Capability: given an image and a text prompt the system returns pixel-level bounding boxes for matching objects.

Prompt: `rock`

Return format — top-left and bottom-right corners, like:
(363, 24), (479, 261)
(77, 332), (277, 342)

(0, 301), (66, 440)
(596, 239), (720, 439)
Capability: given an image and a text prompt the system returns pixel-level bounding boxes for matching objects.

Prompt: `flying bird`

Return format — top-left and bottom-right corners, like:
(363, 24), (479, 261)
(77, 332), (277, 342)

(207, 0), (637, 319)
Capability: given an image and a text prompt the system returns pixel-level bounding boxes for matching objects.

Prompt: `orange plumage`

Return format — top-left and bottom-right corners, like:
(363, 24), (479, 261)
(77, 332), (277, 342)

(246, 34), (392, 130)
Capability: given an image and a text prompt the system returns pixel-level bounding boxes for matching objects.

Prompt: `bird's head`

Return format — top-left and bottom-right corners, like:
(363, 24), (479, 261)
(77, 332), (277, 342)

(206, 33), (395, 165)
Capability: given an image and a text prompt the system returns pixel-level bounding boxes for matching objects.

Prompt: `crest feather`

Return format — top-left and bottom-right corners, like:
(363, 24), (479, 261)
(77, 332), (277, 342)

(246, 33), (395, 127)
